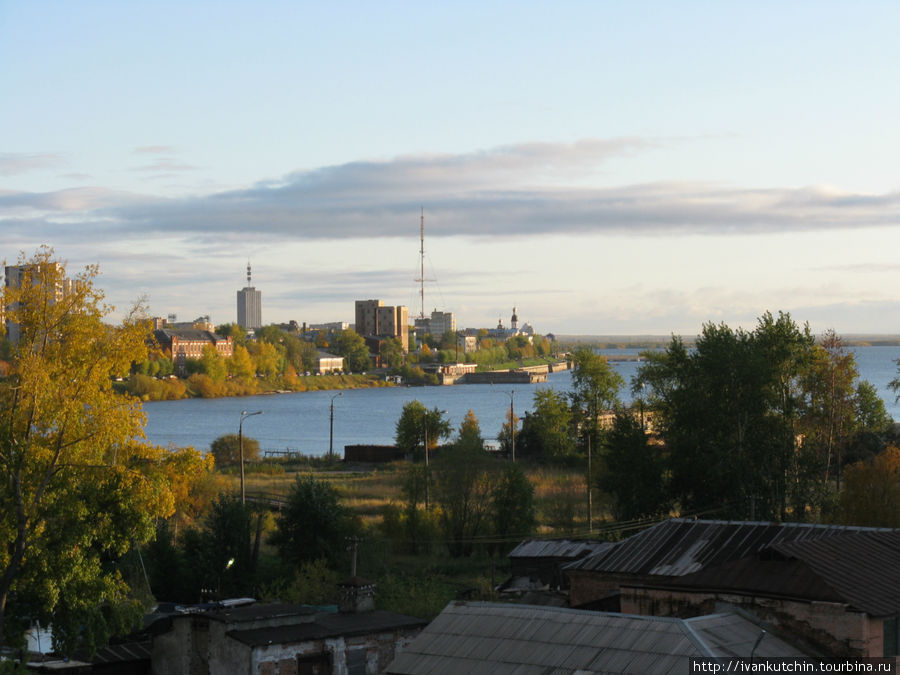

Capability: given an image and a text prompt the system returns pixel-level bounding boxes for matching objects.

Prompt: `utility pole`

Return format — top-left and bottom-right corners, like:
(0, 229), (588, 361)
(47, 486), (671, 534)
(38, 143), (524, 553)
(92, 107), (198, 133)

(239, 410), (263, 505)
(329, 392), (342, 461)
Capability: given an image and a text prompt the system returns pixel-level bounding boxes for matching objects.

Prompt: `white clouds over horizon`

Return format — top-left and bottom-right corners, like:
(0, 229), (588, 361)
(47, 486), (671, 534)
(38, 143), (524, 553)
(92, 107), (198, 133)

(4, 2), (900, 334)
(3, 139), (900, 247)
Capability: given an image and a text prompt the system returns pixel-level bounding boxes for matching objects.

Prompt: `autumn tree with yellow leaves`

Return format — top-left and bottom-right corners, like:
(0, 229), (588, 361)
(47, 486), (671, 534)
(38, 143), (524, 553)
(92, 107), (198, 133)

(0, 249), (186, 656)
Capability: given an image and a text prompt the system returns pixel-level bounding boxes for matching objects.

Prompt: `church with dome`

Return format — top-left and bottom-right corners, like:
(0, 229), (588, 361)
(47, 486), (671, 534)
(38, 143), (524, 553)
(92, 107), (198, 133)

(488, 307), (535, 340)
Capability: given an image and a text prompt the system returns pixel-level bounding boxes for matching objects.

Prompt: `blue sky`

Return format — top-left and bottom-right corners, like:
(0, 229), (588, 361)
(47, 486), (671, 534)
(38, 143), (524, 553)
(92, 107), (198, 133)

(3, 1), (900, 336)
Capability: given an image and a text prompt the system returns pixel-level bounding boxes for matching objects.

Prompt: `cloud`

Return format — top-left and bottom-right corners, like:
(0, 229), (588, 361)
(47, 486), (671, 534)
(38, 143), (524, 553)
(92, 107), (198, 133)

(0, 153), (64, 176)
(3, 139), (900, 246)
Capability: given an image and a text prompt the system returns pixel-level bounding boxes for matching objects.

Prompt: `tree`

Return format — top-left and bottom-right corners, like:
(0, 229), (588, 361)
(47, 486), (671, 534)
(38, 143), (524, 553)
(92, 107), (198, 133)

(598, 411), (669, 520)
(636, 312), (838, 521)
(228, 344), (256, 382)
(282, 334), (318, 374)
(195, 495), (256, 598)
(335, 329), (370, 372)
(432, 412), (494, 556)
(197, 343), (227, 381)
(569, 345), (623, 467)
(380, 337), (405, 369)
(394, 401), (451, 459)
(490, 462), (536, 548)
(839, 445), (900, 527)
(270, 475), (357, 568)
(249, 340), (282, 378)
(798, 331), (859, 493)
(519, 388), (574, 460)
(210, 433), (260, 467)
(847, 380), (893, 465)
(498, 406), (519, 459)
(0, 249), (176, 654)
(216, 322), (248, 347)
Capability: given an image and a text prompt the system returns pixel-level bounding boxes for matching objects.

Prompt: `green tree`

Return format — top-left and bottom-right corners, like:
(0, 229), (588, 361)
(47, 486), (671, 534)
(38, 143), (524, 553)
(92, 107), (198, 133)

(216, 322), (248, 347)
(432, 412), (494, 556)
(519, 388), (574, 461)
(334, 329), (370, 372)
(199, 343), (227, 381)
(283, 334), (318, 374)
(798, 331), (858, 494)
(637, 312), (822, 521)
(255, 324), (286, 345)
(270, 475), (357, 568)
(490, 462), (536, 548)
(598, 411), (669, 520)
(380, 337), (405, 369)
(0, 249), (176, 654)
(209, 433), (261, 467)
(394, 401), (451, 459)
(196, 495), (256, 598)
(847, 380), (893, 465)
(569, 345), (623, 454)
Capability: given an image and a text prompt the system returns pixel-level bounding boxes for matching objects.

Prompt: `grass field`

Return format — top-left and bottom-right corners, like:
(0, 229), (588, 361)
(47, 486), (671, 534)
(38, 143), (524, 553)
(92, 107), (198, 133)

(237, 459), (595, 534)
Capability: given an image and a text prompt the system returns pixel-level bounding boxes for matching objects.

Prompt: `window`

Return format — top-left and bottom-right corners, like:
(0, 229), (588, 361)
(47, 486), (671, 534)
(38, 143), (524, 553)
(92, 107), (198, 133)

(297, 652), (331, 675)
(885, 616), (898, 658)
(347, 648), (367, 675)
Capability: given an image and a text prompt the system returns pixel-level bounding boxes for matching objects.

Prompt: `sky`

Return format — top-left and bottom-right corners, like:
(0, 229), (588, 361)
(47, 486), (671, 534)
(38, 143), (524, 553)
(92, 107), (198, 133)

(3, 1), (900, 337)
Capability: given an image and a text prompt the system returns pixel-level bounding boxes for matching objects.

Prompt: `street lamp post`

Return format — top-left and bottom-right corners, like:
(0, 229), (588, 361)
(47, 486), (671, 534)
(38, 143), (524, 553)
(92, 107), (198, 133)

(329, 392), (343, 461)
(239, 410), (263, 505)
(506, 390), (516, 462)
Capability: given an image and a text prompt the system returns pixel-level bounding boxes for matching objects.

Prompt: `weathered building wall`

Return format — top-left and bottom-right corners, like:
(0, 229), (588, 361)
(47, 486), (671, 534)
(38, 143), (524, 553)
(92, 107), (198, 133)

(621, 586), (882, 658)
(566, 571), (641, 608)
(246, 628), (423, 674)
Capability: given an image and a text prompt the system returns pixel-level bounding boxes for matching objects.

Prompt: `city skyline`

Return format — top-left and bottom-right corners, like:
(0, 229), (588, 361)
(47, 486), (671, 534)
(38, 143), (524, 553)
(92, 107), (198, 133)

(3, 2), (900, 336)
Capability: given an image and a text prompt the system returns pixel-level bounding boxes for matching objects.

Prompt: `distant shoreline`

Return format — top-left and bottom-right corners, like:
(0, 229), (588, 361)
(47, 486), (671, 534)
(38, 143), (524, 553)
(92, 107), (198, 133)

(557, 334), (900, 348)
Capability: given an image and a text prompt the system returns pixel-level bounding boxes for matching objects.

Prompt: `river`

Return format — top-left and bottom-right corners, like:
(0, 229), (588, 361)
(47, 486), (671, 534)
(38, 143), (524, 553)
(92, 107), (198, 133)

(142, 346), (900, 455)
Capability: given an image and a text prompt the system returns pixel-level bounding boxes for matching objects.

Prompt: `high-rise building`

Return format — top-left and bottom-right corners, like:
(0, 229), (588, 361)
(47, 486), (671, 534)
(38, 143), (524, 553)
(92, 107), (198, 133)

(355, 299), (383, 337)
(237, 263), (262, 330)
(354, 299), (409, 352)
(4, 262), (75, 344)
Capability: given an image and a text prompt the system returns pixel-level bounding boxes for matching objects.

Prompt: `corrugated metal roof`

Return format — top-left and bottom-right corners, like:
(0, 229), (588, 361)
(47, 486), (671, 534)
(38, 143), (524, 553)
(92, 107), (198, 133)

(564, 518), (892, 577)
(227, 609), (425, 646)
(772, 531), (900, 616)
(508, 539), (615, 560)
(632, 531), (900, 617)
(385, 602), (804, 675)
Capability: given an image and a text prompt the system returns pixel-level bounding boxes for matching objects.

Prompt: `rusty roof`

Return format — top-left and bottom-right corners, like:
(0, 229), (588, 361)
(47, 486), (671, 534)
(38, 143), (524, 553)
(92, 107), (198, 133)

(385, 602), (805, 674)
(564, 518), (892, 577)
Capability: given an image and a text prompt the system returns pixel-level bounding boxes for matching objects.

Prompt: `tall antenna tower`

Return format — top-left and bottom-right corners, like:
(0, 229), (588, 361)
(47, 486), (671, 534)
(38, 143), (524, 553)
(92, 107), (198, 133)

(415, 208), (426, 320)
(246, 261), (252, 287)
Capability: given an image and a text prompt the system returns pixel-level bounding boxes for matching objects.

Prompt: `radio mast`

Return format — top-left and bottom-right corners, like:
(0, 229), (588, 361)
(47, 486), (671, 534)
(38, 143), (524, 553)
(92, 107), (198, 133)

(415, 208), (426, 320)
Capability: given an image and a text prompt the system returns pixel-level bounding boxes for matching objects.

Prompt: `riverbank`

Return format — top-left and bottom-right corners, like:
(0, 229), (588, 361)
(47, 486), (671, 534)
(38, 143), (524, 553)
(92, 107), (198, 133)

(123, 357), (570, 401)
(121, 372), (392, 402)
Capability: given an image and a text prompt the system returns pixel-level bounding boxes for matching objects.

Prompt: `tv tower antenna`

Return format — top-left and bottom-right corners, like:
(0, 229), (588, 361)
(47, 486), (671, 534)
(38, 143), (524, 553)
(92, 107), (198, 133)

(414, 208), (432, 320)
(246, 261), (252, 287)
